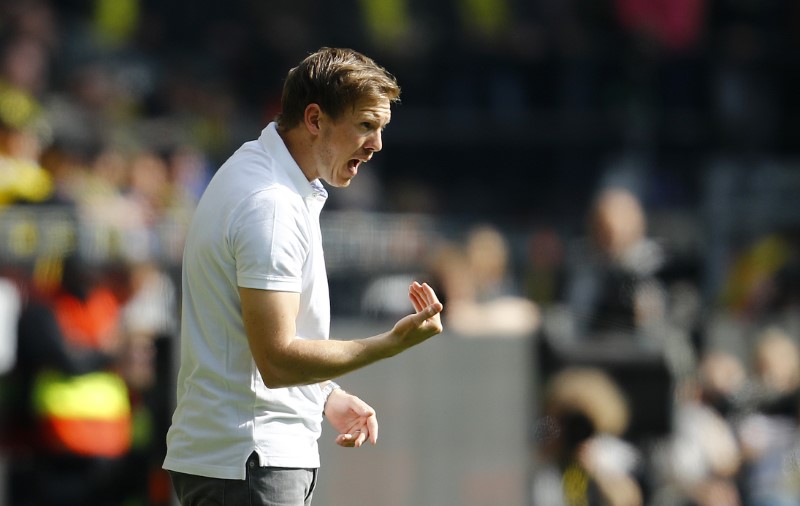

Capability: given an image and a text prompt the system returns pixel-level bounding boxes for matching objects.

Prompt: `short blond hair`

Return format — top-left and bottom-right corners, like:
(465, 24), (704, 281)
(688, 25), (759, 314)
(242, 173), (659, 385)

(275, 47), (400, 130)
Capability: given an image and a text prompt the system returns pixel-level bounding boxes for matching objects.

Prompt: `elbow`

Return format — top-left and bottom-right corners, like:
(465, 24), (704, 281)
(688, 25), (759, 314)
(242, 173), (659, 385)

(253, 352), (292, 388)
(258, 362), (308, 389)
(262, 379), (285, 388)
(259, 367), (292, 389)
(253, 346), (323, 388)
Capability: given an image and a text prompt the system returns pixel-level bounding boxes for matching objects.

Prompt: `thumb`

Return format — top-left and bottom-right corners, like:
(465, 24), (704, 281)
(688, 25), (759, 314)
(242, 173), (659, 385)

(415, 302), (443, 323)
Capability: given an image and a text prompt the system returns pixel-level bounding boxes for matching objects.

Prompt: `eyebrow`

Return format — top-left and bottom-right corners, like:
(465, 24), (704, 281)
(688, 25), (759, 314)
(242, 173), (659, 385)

(360, 113), (390, 129)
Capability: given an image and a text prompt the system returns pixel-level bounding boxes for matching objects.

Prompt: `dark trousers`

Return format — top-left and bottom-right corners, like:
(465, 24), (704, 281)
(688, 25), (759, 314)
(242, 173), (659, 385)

(169, 452), (318, 506)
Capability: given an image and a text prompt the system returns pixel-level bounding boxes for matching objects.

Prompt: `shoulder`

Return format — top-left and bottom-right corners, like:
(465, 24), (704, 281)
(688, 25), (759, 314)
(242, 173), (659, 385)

(205, 149), (304, 220)
(228, 186), (311, 247)
(236, 185), (306, 220)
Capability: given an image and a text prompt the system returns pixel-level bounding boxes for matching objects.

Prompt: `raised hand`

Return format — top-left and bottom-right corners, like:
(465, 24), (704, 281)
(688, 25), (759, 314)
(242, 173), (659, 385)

(390, 282), (444, 349)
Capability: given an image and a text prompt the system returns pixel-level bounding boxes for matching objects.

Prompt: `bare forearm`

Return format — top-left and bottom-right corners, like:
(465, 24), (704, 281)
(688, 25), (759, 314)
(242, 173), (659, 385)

(243, 283), (443, 388)
(258, 331), (402, 388)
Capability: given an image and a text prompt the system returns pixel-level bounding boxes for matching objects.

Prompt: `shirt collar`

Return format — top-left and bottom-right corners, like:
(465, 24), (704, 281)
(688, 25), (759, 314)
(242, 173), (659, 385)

(258, 122), (327, 202)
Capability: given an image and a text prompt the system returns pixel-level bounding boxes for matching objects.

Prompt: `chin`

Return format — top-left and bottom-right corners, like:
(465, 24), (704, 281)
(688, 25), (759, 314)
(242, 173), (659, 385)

(330, 177), (352, 188)
(319, 176), (347, 188)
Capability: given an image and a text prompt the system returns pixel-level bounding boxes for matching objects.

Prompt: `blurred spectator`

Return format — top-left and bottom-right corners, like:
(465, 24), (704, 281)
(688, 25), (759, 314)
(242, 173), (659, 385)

(533, 366), (643, 506)
(119, 260), (176, 348)
(464, 224), (516, 300)
(115, 259), (178, 506)
(166, 143), (212, 202)
(697, 349), (750, 418)
(0, 31), (51, 97)
(428, 224), (539, 338)
(650, 350), (744, 506)
(661, 399), (743, 506)
(131, 148), (199, 261)
(1, 0), (59, 51)
(752, 327), (800, 401)
(0, 35), (53, 207)
(0, 115), (52, 206)
(9, 254), (135, 506)
(71, 144), (200, 264)
(75, 145), (150, 262)
(720, 231), (800, 332)
(127, 150), (174, 224)
(561, 185), (705, 360)
(564, 187), (670, 343)
(736, 327), (800, 506)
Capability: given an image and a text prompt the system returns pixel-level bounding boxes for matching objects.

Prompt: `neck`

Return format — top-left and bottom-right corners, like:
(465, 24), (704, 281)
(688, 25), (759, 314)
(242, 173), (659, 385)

(277, 125), (317, 182)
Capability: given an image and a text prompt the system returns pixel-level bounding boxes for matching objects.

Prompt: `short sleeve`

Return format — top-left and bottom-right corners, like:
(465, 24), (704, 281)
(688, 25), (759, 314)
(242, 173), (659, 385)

(230, 188), (309, 292)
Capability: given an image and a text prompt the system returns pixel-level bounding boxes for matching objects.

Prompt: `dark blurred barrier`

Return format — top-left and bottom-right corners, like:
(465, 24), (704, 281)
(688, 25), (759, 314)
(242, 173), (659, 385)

(537, 333), (674, 442)
(315, 319), (534, 506)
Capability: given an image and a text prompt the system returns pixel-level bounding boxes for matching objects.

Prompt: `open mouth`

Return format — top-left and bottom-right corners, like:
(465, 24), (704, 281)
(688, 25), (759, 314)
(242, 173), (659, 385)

(347, 159), (361, 173)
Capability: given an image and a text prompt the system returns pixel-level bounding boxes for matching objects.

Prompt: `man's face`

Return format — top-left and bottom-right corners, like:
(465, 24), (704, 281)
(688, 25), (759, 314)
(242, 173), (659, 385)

(314, 98), (391, 188)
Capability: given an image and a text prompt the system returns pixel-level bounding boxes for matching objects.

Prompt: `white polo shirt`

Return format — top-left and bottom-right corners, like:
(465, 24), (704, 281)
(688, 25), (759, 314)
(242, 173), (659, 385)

(163, 123), (330, 479)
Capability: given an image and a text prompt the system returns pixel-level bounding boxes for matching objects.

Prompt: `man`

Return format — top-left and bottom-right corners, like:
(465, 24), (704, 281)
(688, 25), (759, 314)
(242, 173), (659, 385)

(163, 47), (444, 506)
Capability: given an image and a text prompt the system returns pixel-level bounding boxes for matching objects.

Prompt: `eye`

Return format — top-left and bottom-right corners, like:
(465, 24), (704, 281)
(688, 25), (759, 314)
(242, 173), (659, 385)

(361, 122), (374, 130)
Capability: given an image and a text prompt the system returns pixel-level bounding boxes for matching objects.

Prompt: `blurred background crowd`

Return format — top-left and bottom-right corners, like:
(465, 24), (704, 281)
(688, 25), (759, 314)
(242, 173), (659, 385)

(1, 0), (800, 505)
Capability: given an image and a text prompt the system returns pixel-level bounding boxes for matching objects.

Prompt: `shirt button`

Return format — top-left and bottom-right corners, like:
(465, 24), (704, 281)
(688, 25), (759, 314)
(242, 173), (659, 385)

(249, 461), (255, 468)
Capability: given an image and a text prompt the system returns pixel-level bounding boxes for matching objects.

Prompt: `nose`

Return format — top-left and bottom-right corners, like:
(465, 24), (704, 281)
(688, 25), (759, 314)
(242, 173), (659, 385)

(365, 130), (382, 154)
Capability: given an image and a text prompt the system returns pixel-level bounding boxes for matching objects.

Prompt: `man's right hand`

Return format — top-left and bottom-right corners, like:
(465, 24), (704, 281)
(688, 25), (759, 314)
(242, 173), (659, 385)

(389, 282), (444, 351)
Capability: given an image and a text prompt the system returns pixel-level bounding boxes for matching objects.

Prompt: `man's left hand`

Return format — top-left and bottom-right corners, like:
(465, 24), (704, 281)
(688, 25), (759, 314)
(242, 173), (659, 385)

(324, 389), (378, 448)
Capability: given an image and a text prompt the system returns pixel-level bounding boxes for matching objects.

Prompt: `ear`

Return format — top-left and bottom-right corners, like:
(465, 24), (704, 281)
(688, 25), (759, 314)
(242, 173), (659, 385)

(303, 104), (323, 135)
